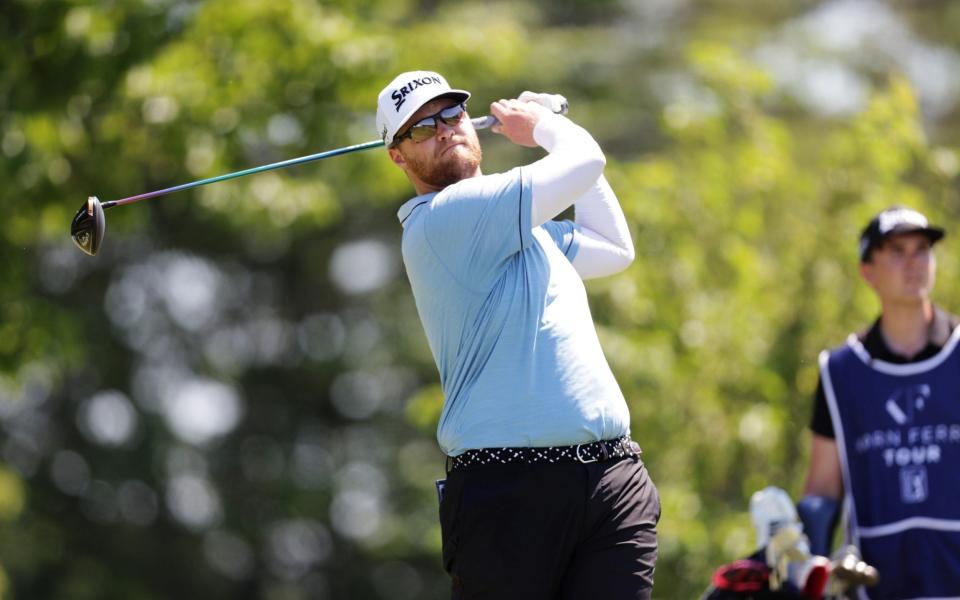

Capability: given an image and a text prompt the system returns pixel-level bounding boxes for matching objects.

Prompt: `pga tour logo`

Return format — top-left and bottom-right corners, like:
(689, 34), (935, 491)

(900, 465), (928, 503)
(391, 75), (443, 111)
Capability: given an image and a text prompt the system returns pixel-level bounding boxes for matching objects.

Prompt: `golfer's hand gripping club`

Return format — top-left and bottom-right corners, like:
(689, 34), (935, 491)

(70, 95), (570, 256)
(470, 92), (569, 130)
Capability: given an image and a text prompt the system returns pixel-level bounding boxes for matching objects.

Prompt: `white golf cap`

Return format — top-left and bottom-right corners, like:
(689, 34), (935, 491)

(376, 70), (470, 147)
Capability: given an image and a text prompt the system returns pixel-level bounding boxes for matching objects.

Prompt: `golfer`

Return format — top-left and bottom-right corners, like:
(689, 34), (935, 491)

(377, 70), (659, 599)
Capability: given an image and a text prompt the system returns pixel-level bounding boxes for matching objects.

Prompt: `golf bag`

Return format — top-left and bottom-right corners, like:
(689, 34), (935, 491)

(699, 487), (877, 600)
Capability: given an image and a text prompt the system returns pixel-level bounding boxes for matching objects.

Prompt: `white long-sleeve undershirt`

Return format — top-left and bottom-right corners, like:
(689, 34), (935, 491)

(571, 175), (635, 279)
(528, 115), (635, 279)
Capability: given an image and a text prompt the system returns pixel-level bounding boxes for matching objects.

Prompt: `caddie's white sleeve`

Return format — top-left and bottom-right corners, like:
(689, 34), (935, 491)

(528, 114), (605, 226)
(571, 175), (635, 279)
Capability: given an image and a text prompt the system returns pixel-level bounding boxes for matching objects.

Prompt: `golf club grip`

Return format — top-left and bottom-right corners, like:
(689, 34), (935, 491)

(471, 116), (498, 130)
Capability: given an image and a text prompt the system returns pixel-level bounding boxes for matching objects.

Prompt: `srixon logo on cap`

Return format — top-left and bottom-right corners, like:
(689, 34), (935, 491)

(391, 75), (443, 111)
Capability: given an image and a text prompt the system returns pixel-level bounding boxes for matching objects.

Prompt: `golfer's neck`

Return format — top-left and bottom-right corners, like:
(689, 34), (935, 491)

(411, 168), (482, 196)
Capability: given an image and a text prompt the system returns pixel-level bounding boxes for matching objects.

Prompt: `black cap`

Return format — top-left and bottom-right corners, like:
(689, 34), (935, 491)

(859, 206), (945, 262)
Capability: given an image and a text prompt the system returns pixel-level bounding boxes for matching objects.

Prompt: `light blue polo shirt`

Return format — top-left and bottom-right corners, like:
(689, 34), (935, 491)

(398, 166), (630, 457)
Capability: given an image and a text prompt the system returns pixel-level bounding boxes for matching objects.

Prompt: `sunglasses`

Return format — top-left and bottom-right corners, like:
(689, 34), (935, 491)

(392, 103), (467, 146)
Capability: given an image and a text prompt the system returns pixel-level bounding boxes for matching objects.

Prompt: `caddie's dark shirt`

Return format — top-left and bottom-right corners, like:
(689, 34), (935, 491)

(809, 305), (960, 438)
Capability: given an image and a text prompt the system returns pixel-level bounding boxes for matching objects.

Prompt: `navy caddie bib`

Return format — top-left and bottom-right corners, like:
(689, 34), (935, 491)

(820, 328), (960, 600)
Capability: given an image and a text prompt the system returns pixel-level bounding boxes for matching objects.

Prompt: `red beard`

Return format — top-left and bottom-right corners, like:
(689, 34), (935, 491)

(401, 136), (483, 189)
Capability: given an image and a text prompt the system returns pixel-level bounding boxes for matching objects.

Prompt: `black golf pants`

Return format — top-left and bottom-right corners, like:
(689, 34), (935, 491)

(439, 455), (660, 599)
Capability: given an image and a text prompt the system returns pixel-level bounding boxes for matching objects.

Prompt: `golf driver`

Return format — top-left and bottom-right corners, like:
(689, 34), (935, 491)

(70, 96), (568, 256)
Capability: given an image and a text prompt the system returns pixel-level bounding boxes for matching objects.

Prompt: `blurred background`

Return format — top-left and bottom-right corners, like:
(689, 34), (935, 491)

(2, 0), (959, 597)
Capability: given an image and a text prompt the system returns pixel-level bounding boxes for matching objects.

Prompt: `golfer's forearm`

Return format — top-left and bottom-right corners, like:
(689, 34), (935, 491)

(529, 115), (605, 226)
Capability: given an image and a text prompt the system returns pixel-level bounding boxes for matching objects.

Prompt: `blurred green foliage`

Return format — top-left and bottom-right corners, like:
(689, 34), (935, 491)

(2, 0), (959, 598)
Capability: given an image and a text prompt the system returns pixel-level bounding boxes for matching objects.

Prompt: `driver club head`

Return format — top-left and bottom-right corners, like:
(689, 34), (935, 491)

(71, 196), (106, 256)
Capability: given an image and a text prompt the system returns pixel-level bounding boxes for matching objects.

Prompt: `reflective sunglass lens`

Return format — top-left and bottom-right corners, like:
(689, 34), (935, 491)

(438, 105), (465, 124)
(398, 104), (466, 144)
(409, 126), (436, 143)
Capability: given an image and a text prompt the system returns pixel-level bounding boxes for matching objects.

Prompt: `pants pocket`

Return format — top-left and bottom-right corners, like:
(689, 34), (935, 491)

(439, 471), (464, 574)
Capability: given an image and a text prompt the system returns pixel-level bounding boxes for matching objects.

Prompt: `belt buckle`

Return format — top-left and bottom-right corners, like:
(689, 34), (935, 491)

(576, 441), (609, 464)
(575, 443), (597, 464)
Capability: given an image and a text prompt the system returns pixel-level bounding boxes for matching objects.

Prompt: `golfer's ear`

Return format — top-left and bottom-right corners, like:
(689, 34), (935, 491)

(388, 147), (406, 169)
(860, 261), (875, 287)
